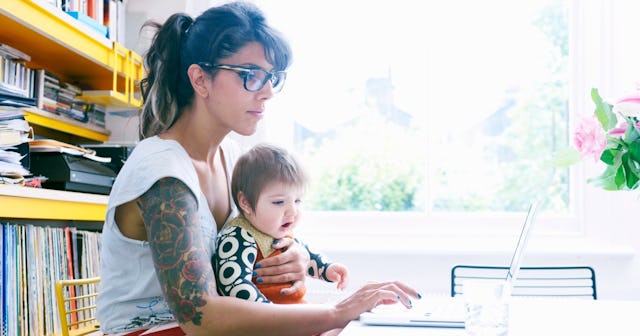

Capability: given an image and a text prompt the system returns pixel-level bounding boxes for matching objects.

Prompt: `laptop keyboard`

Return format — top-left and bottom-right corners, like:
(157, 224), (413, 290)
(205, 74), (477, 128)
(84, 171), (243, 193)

(371, 296), (466, 319)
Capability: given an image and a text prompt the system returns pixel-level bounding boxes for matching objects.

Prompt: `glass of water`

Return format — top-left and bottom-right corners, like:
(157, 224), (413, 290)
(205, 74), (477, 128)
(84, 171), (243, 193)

(463, 280), (511, 336)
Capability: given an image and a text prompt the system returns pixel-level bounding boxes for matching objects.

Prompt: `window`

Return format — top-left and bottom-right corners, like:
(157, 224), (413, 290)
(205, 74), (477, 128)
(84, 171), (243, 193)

(250, 0), (586, 235)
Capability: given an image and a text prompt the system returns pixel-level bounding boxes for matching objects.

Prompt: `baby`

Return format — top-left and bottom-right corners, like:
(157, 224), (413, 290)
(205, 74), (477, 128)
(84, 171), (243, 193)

(212, 143), (349, 303)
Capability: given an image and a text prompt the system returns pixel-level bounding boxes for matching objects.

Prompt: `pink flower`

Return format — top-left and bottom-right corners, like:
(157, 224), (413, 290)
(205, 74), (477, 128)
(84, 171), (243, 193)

(573, 114), (606, 161)
(613, 91), (640, 118)
(608, 122), (627, 138)
(609, 120), (640, 138)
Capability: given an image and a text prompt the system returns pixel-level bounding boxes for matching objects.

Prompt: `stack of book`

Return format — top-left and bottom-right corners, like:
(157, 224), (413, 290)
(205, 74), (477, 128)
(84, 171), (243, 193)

(0, 43), (36, 107)
(44, 0), (124, 39)
(86, 103), (106, 128)
(38, 70), (61, 114)
(34, 70), (91, 123)
(57, 83), (87, 122)
(0, 107), (31, 184)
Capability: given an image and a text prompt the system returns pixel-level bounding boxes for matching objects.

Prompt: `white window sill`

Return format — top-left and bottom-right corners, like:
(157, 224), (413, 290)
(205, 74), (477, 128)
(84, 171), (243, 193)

(300, 232), (636, 261)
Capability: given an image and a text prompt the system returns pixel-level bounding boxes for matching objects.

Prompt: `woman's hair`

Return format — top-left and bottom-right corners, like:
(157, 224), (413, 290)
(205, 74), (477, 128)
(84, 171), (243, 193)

(139, 1), (292, 139)
(232, 143), (308, 213)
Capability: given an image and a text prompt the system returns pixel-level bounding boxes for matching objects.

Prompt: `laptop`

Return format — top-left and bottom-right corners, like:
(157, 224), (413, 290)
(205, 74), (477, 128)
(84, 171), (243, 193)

(358, 202), (539, 328)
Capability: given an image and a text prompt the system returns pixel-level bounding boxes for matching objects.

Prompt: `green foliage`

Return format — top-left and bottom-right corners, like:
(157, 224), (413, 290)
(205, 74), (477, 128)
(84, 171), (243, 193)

(301, 0), (571, 212)
(550, 147), (581, 167)
(580, 90), (640, 191)
(302, 116), (425, 211)
(592, 88), (618, 130)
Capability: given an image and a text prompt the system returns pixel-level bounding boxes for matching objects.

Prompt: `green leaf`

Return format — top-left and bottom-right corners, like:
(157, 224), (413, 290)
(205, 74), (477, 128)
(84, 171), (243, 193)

(622, 152), (640, 189)
(591, 88), (617, 130)
(615, 164), (627, 188)
(550, 146), (582, 167)
(629, 140), (640, 162)
(625, 117), (640, 143)
(588, 164), (620, 190)
(599, 148), (619, 165)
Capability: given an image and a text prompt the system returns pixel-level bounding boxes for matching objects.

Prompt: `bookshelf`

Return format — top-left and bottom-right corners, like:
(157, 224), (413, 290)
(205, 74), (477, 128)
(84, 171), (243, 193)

(0, 0), (143, 109)
(23, 107), (110, 143)
(0, 2), (132, 334)
(0, 184), (108, 221)
(0, 0), (145, 212)
(0, 0), (131, 220)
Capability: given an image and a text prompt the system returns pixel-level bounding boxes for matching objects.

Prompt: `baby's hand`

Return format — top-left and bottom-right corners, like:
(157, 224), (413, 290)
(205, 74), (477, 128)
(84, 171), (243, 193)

(326, 263), (350, 290)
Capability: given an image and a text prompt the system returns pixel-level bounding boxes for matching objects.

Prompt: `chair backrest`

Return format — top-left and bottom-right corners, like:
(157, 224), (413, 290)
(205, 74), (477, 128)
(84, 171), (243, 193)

(451, 265), (597, 300)
(55, 277), (101, 336)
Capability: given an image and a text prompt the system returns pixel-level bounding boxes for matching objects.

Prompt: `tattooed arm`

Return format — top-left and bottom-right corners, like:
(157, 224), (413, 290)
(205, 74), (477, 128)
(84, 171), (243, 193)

(137, 177), (416, 336)
(137, 177), (217, 326)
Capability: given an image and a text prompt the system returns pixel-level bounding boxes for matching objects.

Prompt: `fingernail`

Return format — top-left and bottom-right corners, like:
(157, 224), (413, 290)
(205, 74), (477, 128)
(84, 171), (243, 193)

(257, 277), (264, 283)
(272, 240), (279, 245)
(255, 263), (262, 268)
(252, 271), (257, 276)
(280, 290), (286, 295)
(397, 295), (401, 300)
(417, 293), (422, 299)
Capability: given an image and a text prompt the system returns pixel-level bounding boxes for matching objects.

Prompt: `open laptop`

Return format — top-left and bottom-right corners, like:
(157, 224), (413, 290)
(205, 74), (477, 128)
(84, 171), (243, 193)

(358, 202), (539, 328)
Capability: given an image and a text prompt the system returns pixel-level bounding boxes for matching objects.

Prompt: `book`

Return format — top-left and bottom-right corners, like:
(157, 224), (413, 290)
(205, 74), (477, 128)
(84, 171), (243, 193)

(64, 227), (78, 326)
(66, 11), (108, 37)
(0, 128), (21, 146)
(30, 139), (111, 163)
(4, 225), (15, 336)
(0, 225), (4, 336)
(0, 53), (33, 98)
(0, 43), (30, 62)
(0, 118), (30, 145)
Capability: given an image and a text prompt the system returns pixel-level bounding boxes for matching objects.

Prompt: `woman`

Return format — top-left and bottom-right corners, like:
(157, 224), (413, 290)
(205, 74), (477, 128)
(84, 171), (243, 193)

(96, 2), (418, 335)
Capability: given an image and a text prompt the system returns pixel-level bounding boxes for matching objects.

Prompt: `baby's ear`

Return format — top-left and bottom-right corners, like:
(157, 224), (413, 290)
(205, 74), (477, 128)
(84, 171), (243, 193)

(237, 191), (252, 214)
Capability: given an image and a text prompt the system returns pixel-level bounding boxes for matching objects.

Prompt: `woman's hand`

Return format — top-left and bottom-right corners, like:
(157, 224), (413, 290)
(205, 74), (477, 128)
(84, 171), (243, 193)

(254, 237), (310, 295)
(333, 281), (421, 324)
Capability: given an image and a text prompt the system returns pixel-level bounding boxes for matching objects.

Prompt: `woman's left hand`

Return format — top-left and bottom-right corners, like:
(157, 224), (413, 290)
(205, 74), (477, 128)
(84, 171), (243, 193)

(254, 237), (310, 295)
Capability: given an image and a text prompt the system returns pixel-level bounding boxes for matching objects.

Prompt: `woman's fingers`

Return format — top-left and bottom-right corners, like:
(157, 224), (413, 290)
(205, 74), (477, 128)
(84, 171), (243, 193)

(253, 237), (310, 283)
(280, 280), (305, 295)
(333, 281), (421, 323)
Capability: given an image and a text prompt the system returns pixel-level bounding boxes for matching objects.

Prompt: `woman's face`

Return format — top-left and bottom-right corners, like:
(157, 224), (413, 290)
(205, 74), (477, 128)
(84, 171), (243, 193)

(206, 42), (276, 136)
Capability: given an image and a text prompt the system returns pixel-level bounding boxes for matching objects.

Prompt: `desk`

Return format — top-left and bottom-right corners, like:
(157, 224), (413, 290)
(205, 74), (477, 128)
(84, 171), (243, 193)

(341, 299), (640, 336)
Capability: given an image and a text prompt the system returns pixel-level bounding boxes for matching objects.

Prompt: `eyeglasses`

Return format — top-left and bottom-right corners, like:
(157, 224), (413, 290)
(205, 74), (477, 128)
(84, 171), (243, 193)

(197, 62), (287, 93)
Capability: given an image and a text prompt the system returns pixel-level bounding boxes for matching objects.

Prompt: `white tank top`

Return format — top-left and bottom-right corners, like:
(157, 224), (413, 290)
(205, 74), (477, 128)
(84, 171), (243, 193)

(97, 136), (242, 334)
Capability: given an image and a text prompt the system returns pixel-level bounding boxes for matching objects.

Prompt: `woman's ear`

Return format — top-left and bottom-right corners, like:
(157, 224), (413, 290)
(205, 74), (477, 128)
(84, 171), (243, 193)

(237, 191), (253, 215)
(187, 63), (209, 98)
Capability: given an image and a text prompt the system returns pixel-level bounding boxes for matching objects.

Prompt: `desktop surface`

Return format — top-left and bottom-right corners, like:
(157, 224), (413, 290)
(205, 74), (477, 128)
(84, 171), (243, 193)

(342, 298), (640, 336)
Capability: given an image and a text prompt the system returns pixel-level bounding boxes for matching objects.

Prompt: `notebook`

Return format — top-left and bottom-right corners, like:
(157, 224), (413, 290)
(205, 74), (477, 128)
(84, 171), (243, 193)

(358, 202), (539, 328)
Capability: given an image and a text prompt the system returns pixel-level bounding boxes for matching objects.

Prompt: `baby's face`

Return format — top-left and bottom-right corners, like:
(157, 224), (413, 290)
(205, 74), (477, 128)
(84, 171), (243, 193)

(245, 181), (304, 239)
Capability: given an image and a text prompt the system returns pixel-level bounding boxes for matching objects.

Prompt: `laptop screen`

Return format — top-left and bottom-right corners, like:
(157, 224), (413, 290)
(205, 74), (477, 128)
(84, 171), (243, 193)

(505, 202), (539, 286)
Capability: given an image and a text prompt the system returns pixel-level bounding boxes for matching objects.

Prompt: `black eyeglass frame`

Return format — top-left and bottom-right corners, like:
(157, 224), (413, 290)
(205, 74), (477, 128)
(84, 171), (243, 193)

(197, 62), (287, 93)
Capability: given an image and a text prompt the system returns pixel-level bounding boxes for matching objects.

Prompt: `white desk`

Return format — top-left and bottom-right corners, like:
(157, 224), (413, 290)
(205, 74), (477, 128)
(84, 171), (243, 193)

(341, 299), (640, 336)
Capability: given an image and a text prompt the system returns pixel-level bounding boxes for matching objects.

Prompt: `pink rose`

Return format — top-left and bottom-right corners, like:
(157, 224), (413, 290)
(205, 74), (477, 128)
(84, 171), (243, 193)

(573, 114), (606, 161)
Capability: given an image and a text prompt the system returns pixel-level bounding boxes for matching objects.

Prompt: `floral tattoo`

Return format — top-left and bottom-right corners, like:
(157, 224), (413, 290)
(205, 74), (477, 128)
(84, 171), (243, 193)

(138, 177), (215, 325)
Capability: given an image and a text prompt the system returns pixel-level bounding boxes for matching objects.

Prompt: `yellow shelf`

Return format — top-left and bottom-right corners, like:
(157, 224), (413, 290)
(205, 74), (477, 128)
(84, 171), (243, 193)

(23, 108), (110, 142)
(0, 0), (143, 108)
(0, 185), (108, 222)
(78, 90), (137, 110)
